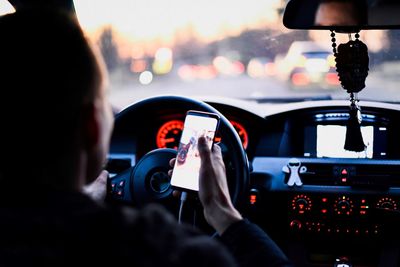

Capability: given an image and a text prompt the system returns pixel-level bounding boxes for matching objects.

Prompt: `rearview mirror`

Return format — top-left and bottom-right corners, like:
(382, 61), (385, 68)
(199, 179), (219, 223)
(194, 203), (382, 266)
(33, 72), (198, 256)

(283, 0), (400, 32)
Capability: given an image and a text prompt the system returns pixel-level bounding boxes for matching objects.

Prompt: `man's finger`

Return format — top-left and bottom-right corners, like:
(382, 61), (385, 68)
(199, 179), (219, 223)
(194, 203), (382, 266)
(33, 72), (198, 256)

(169, 158), (176, 167)
(210, 144), (223, 161)
(168, 169), (173, 177)
(96, 170), (109, 184)
(198, 136), (211, 164)
(211, 143), (221, 153)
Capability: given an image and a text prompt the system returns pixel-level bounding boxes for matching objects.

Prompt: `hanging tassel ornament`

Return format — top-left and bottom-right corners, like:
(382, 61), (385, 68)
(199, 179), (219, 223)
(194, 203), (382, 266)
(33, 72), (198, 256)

(331, 31), (369, 152)
(344, 94), (366, 152)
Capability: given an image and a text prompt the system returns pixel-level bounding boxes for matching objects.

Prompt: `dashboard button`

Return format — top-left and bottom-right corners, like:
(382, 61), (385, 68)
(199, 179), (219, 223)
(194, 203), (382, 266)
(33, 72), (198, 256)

(334, 196), (354, 216)
(376, 197), (397, 211)
(291, 194), (312, 214)
(289, 220), (302, 231)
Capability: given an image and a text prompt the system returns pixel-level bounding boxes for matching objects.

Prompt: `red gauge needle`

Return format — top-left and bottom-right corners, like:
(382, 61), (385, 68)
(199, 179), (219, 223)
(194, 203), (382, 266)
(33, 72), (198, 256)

(163, 138), (175, 143)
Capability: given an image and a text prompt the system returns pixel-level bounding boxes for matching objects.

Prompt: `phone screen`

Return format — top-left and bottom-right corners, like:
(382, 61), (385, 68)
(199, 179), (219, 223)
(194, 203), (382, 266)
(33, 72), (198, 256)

(170, 111), (219, 192)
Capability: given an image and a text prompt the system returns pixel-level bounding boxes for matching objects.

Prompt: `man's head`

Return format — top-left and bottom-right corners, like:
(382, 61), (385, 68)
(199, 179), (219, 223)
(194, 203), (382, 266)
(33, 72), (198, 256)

(0, 9), (113, 189)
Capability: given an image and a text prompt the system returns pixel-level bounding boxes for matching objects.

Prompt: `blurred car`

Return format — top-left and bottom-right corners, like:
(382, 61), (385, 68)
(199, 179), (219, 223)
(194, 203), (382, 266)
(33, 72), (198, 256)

(276, 41), (339, 89)
(247, 57), (276, 78)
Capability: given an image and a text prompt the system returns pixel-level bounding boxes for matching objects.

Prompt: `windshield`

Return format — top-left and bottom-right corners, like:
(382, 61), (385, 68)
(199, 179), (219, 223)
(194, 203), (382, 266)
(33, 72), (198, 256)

(74, 1), (400, 108)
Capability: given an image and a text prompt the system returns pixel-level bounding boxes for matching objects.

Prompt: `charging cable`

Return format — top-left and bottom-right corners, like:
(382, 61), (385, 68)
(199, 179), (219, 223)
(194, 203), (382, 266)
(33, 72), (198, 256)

(178, 192), (188, 224)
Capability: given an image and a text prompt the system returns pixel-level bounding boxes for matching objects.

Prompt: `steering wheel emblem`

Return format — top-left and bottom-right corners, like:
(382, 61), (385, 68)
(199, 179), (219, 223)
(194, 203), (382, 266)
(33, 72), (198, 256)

(282, 158), (307, 187)
(149, 171), (171, 194)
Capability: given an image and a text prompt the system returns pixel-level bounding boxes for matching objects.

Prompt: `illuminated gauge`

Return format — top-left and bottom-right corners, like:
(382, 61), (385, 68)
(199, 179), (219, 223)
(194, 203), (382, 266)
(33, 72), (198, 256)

(231, 121), (249, 149)
(215, 120), (249, 149)
(376, 197), (397, 211)
(156, 120), (184, 149)
(334, 196), (354, 216)
(291, 194), (312, 215)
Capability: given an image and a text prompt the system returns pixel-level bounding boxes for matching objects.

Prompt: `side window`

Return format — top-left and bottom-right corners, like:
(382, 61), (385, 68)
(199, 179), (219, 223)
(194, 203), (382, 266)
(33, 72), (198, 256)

(0, 1), (14, 16)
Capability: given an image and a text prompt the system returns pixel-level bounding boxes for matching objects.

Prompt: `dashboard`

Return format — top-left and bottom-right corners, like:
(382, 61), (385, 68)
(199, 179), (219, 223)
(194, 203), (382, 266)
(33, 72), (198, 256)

(108, 98), (400, 266)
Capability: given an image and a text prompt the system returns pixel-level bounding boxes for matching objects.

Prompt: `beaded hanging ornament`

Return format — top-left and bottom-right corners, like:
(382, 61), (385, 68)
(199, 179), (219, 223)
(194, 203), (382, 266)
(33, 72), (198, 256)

(331, 30), (369, 152)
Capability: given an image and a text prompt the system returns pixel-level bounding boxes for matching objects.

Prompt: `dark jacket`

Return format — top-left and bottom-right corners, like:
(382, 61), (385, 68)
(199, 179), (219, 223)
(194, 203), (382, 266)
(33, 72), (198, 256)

(0, 190), (292, 267)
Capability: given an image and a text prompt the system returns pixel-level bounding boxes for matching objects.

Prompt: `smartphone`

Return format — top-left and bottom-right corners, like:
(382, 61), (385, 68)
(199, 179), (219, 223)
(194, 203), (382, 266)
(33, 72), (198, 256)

(170, 110), (220, 192)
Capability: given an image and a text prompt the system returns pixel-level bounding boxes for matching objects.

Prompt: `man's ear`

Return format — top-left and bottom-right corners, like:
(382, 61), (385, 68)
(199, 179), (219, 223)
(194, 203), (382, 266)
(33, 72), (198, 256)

(81, 102), (101, 150)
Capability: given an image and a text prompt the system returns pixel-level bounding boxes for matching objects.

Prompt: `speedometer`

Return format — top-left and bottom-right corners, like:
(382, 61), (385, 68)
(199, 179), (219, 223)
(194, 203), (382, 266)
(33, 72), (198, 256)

(156, 120), (184, 149)
(156, 119), (249, 149)
(231, 120), (249, 149)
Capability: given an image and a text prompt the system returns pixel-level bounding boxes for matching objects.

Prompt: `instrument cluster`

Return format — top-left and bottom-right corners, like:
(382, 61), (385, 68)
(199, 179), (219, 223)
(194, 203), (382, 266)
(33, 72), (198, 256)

(156, 119), (249, 150)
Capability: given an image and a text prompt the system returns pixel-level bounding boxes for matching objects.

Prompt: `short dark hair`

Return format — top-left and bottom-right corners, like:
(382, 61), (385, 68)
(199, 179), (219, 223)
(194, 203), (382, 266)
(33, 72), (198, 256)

(0, 9), (105, 181)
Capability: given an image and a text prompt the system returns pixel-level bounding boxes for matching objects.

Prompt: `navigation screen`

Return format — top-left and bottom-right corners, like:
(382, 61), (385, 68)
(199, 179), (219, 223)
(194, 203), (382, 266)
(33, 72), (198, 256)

(316, 125), (374, 158)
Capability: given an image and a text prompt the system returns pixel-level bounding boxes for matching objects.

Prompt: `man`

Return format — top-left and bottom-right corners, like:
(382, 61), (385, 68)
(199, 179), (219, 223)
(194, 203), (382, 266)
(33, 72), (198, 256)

(283, 0), (368, 30)
(314, 0), (368, 26)
(0, 8), (292, 267)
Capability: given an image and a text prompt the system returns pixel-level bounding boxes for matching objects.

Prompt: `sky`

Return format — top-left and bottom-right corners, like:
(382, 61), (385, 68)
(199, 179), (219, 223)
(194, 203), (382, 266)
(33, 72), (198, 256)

(0, 0), (14, 14)
(74, 0), (282, 43)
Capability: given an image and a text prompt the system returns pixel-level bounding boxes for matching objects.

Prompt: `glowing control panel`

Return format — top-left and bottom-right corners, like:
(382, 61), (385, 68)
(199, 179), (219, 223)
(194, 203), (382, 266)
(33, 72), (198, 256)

(288, 194), (397, 238)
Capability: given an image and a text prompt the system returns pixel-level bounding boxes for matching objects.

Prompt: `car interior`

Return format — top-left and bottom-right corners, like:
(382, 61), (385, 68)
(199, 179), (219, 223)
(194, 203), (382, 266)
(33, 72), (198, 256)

(3, 0), (400, 266)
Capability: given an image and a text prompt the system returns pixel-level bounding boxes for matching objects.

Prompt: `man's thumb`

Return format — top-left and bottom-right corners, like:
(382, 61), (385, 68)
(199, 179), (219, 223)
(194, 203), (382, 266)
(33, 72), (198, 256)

(198, 136), (211, 162)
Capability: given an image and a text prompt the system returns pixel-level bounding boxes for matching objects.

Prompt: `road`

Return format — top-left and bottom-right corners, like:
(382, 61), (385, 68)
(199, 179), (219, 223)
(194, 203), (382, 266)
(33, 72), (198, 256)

(108, 72), (400, 111)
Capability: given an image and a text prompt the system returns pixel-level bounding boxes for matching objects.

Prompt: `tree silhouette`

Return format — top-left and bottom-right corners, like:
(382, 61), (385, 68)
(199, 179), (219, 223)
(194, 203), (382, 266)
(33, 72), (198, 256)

(98, 26), (119, 72)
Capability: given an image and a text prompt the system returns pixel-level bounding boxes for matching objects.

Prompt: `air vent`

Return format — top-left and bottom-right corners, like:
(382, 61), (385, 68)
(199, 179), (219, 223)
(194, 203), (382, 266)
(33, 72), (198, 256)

(300, 163), (337, 185)
(354, 164), (400, 187)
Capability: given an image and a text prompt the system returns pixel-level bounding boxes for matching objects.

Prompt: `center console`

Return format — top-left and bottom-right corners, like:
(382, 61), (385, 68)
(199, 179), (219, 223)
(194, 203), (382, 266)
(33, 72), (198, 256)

(250, 107), (400, 266)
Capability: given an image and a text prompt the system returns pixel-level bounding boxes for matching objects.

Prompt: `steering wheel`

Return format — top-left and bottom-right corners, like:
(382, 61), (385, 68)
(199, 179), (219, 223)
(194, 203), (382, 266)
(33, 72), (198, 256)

(106, 96), (249, 224)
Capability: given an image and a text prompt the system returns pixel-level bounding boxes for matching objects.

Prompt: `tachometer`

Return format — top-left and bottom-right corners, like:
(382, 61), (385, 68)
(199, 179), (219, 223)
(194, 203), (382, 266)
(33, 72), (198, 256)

(230, 120), (249, 149)
(156, 120), (184, 149)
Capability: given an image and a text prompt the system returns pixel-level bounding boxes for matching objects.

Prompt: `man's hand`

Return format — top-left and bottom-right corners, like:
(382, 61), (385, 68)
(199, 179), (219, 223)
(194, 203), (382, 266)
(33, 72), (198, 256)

(168, 137), (242, 234)
(197, 137), (243, 234)
(82, 170), (109, 202)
